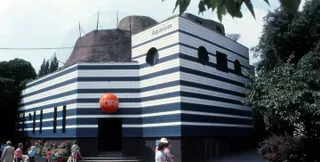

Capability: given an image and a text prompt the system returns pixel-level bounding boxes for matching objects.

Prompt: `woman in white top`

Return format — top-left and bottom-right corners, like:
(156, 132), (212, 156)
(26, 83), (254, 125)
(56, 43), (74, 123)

(71, 141), (80, 162)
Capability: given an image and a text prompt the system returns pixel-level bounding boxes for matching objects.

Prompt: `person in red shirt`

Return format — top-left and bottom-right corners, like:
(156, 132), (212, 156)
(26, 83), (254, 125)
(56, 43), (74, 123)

(14, 143), (23, 162)
(46, 148), (51, 162)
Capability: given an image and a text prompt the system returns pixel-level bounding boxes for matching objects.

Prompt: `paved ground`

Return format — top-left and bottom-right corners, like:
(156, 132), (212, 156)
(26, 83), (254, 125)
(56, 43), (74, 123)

(207, 150), (264, 162)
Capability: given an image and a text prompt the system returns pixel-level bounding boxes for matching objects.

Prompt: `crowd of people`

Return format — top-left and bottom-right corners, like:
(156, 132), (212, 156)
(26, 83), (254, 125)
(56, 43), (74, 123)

(0, 140), (82, 162)
(155, 138), (174, 162)
(0, 139), (172, 162)
(0, 141), (30, 162)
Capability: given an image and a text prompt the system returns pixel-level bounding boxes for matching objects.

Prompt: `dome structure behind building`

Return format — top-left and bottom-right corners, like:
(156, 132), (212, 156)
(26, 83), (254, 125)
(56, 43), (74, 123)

(63, 15), (158, 68)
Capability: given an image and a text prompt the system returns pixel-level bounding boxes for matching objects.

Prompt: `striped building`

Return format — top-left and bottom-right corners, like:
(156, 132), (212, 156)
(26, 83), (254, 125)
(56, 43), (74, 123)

(17, 15), (252, 162)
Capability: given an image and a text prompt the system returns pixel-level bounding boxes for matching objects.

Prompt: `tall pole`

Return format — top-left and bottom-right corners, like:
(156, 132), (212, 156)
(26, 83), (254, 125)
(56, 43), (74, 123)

(78, 21), (81, 38)
(96, 12), (99, 30)
(116, 11), (119, 28)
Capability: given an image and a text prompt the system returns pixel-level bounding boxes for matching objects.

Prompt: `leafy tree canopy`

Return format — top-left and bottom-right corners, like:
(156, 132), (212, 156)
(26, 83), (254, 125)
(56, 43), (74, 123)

(38, 55), (59, 77)
(163, 0), (301, 21)
(246, 0), (320, 138)
(0, 58), (36, 139)
(253, 0), (320, 73)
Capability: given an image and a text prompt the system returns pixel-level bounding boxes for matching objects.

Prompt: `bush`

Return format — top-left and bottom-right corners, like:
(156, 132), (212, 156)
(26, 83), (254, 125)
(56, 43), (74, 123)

(258, 134), (306, 162)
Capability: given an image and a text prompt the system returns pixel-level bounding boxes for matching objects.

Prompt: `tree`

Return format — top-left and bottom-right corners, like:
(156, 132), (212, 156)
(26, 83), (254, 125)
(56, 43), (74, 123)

(49, 55), (59, 73)
(0, 59), (36, 139)
(44, 60), (50, 75)
(246, 54), (320, 137)
(246, 0), (320, 138)
(253, 0), (320, 73)
(163, 0), (301, 21)
(38, 59), (46, 77)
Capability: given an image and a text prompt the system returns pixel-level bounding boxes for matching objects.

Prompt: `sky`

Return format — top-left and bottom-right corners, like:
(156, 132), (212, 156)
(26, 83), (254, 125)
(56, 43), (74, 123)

(0, 0), (306, 72)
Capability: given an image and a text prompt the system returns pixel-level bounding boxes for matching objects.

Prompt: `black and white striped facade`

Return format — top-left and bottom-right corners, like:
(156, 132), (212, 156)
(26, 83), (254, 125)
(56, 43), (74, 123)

(17, 15), (252, 140)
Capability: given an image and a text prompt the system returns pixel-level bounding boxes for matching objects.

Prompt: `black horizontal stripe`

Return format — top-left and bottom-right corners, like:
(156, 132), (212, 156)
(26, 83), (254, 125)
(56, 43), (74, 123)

(132, 29), (249, 61)
(181, 125), (252, 137)
(181, 114), (252, 125)
(180, 80), (245, 97)
(181, 91), (243, 105)
(77, 64), (139, 70)
(26, 66), (78, 88)
(181, 102), (251, 117)
(180, 67), (246, 87)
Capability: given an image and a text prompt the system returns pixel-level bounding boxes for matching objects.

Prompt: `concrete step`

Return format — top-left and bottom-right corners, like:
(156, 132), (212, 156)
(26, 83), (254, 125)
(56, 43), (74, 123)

(79, 160), (141, 162)
(80, 156), (142, 162)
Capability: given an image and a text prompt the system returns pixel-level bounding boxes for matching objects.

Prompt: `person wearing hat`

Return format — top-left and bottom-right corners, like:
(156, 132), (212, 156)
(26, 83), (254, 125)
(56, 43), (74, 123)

(155, 138), (174, 162)
(0, 141), (15, 162)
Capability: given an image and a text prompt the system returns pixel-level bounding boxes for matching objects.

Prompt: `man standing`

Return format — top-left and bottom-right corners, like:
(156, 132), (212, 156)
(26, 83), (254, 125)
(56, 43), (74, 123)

(0, 141), (14, 162)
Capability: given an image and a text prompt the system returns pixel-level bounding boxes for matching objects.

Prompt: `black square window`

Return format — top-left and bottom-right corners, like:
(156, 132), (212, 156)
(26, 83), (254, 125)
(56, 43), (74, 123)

(216, 51), (228, 72)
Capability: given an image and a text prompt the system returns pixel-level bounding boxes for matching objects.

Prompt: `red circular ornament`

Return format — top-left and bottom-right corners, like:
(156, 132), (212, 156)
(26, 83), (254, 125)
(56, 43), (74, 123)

(99, 93), (119, 113)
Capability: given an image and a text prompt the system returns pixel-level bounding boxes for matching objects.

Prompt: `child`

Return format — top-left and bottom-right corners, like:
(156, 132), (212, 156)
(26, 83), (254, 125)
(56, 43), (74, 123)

(46, 148), (51, 162)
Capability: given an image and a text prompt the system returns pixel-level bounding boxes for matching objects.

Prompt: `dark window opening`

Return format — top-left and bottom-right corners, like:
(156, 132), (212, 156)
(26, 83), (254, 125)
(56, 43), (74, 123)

(32, 111), (36, 134)
(234, 60), (242, 75)
(198, 46), (209, 64)
(146, 47), (159, 66)
(62, 105), (66, 133)
(22, 113), (25, 132)
(216, 51), (228, 72)
(216, 26), (222, 34)
(39, 110), (43, 134)
(53, 107), (57, 133)
(29, 113), (32, 120)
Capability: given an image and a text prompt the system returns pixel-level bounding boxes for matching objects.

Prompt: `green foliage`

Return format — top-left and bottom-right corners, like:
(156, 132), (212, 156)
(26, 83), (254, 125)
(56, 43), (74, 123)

(0, 58), (36, 138)
(38, 56), (59, 77)
(246, 49), (320, 137)
(162, 0), (301, 22)
(49, 56), (59, 73)
(246, 0), (320, 138)
(254, 0), (320, 73)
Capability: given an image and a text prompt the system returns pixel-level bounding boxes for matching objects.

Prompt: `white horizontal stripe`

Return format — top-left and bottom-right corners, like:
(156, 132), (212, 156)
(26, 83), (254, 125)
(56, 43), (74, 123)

(180, 33), (249, 64)
(180, 59), (248, 83)
(179, 18), (248, 58)
(26, 64), (77, 87)
(21, 83), (77, 103)
(21, 121), (252, 131)
(133, 33), (179, 57)
(76, 103), (140, 108)
(23, 71), (78, 95)
(77, 70), (139, 77)
(181, 96), (251, 111)
(139, 59), (180, 77)
(77, 63), (140, 66)
(78, 81), (139, 89)
(135, 45), (179, 65)
(140, 72), (180, 87)
(141, 96), (181, 107)
(20, 94), (78, 110)
(181, 72), (246, 94)
(141, 86), (180, 98)
(123, 121), (252, 128)
(20, 103), (76, 114)
(77, 93), (140, 99)
(19, 110), (251, 125)
(132, 17), (178, 48)
(181, 86), (244, 102)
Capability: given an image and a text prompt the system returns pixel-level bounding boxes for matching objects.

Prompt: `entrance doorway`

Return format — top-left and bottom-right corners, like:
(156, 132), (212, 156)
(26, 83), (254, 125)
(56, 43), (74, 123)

(98, 118), (122, 152)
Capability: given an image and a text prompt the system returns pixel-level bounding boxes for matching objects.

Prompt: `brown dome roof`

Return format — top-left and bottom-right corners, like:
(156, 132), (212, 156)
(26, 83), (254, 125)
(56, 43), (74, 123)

(63, 15), (158, 68)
